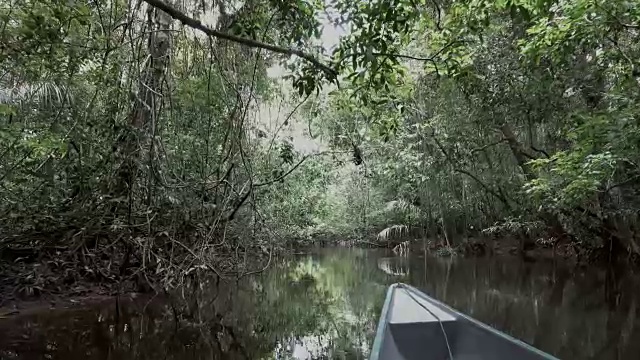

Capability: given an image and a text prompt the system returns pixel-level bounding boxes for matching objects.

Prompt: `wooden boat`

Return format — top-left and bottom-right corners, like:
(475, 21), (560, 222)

(370, 283), (558, 360)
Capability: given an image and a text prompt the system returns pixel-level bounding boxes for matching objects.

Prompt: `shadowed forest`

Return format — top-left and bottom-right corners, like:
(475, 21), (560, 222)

(1, 0), (640, 298)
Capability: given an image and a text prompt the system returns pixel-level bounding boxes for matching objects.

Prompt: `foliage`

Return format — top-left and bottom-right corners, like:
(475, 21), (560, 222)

(0, 0), (344, 291)
(2, 0), (640, 297)
(305, 0), (640, 260)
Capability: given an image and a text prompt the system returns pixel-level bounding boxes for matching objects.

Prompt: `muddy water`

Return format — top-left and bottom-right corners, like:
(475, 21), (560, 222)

(1, 248), (639, 359)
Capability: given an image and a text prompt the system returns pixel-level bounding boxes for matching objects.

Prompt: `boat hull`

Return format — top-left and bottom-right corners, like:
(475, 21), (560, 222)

(370, 283), (558, 360)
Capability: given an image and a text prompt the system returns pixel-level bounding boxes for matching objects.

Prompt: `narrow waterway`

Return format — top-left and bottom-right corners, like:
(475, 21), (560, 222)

(1, 248), (639, 359)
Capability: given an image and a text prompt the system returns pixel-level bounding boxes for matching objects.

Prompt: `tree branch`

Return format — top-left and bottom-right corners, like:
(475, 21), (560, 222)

(431, 0), (443, 30)
(372, 52), (436, 62)
(141, 0), (337, 78)
(224, 188), (252, 222)
(254, 155), (312, 187)
(499, 123), (536, 178)
(455, 168), (513, 209)
(471, 138), (507, 153)
(530, 145), (550, 158)
(223, 154), (317, 222)
(594, 2), (639, 29)
(371, 40), (458, 63)
(427, 128), (513, 209)
(604, 174), (640, 193)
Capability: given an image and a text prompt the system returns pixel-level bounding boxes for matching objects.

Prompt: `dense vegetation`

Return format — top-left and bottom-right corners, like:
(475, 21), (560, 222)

(1, 0), (639, 294)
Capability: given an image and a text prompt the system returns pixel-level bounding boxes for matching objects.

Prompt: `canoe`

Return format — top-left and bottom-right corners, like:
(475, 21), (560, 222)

(370, 283), (558, 360)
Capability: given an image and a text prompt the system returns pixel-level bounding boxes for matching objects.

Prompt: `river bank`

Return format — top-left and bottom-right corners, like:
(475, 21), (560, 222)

(1, 228), (634, 318)
(0, 232), (271, 312)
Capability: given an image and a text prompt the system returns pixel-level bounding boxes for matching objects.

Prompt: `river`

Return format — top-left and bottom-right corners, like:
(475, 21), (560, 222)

(1, 248), (639, 359)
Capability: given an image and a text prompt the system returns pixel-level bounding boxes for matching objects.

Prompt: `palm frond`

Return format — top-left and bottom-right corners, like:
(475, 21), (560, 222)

(377, 224), (408, 241)
(23, 81), (72, 107)
(0, 78), (72, 107)
(383, 199), (423, 218)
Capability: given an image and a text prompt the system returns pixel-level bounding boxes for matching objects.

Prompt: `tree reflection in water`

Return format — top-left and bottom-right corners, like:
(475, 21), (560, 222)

(1, 248), (639, 359)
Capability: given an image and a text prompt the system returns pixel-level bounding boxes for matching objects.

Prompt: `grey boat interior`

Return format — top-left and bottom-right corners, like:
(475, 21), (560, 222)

(370, 283), (559, 360)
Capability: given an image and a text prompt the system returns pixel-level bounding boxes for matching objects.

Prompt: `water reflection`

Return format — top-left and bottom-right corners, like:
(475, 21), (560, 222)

(1, 249), (639, 359)
(377, 257), (410, 276)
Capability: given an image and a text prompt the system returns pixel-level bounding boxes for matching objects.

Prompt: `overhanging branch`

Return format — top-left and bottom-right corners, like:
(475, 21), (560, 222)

(428, 128), (513, 209)
(142, 0), (337, 78)
(223, 153), (322, 222)
(254, 155), (312, 187)
(454, 168), (513, 209)
(470, 138), (507, 153)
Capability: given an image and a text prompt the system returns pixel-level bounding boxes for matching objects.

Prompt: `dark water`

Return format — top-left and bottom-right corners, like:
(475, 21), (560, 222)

(1, 248), (640, 359)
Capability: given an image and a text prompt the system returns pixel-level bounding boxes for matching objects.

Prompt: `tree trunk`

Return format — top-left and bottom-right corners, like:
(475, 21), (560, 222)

(500, 122), (575, 250)
(499, 123), (536, 179)
(115, 3), (173, 217)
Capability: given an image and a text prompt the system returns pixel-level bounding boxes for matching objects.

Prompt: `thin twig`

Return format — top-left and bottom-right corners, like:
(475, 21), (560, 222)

(470, 138), (507, 153)
(266, 93), (312, 158)
(170, 237), (223, 278)
(254, 154), (314, 187)
(240, 244), (272, 277)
